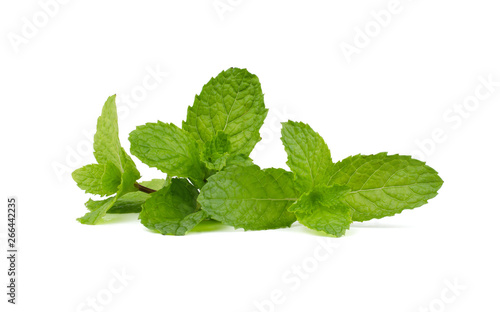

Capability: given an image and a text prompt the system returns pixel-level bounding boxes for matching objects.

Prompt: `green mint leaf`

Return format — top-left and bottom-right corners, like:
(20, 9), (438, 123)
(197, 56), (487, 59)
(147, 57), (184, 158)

(204, 156), (229, 171)
(74, 95), (141, 225)
(85, 179), (166, 214)
(198, 165), (298, 230)
(72, 162), (121, 196)
(281, 121), (334, 193)
(201, 131), (231, 171)
(129, 121), (205, 185)
(289, 185), (352, 237)
(328, 153), (444, 221)
(93, 95), (123, 170)
(183, 68), (268, 157)
(77, 197), (118, 225)
(139, 178), (206, 235)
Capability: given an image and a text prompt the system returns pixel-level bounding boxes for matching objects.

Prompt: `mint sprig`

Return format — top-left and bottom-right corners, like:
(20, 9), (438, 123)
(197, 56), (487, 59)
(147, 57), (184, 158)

(280, 120), (444, 235)
(72, 95), (141, 224)
(73, 68), (443, 236)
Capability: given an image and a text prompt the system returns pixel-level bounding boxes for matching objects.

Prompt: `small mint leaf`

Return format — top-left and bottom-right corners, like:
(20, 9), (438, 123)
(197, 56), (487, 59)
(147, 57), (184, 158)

(72, 162), (121, 196)
(201, 131), (231, 171)
(289, 185), (352, 237)
(139, 178), (205, 235)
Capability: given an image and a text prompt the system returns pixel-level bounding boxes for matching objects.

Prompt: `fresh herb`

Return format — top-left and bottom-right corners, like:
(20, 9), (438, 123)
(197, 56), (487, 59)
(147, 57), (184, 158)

(73, 68), (443, 236)
(72, 95), (141, 225)
(280, 121), (443, 236)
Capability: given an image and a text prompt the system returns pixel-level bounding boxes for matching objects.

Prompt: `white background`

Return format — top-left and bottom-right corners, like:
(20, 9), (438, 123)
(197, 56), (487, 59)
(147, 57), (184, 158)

(1, 0), (499, 311)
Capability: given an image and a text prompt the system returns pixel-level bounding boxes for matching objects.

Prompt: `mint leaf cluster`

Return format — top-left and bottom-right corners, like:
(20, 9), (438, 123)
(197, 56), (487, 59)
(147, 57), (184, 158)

(73, 68), (443, 236)
(72, 95), (142, 224)
(279, 121), (443, 236)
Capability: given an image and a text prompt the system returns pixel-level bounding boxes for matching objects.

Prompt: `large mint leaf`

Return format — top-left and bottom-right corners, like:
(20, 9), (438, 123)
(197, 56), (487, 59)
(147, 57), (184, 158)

(281, 121), (334, 193)
(182, 68), (268, 157)
(289, 185), (352, 237)
(328, 153), (443, 221)
(129, 121), (205, 186)
(198, 165), (298, 231)
(139, 178), (206, 235)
